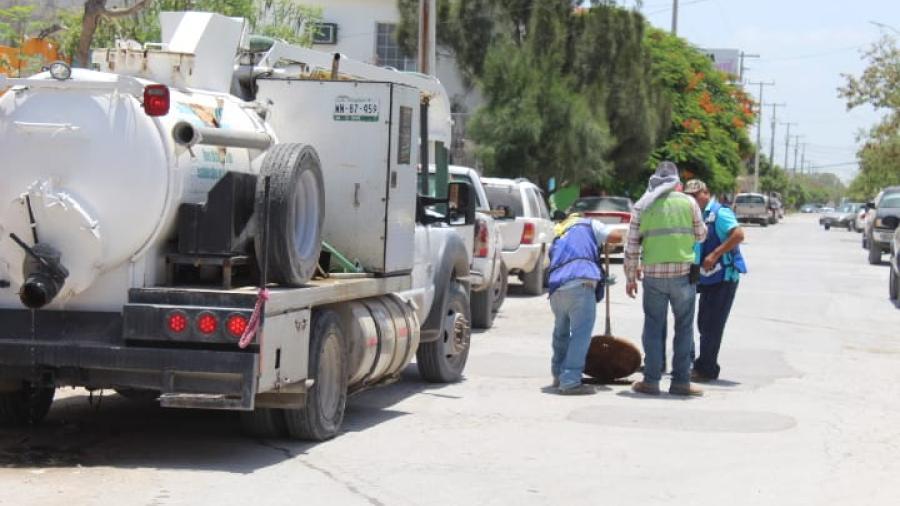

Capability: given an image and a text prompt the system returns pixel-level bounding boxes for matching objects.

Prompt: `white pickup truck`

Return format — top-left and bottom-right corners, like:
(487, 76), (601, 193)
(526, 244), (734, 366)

(448, 166), (507, 328)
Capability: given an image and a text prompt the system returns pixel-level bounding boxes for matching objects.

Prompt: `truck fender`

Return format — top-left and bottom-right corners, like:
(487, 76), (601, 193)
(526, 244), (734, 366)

(419, 232), (470, 343)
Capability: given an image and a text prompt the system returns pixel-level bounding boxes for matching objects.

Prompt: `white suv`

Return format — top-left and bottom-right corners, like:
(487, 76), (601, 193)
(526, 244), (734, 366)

(481, 177), (554, 295)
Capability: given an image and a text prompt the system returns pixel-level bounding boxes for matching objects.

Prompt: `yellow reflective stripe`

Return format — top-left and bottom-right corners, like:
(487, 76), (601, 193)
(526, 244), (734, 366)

(642, 227), (694, 238)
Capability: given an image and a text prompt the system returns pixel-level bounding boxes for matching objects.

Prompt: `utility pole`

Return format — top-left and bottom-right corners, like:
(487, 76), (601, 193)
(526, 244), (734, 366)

(671, 0), (679, 35)
(749, 80), (775, 193)
(765, 103), (786, 167)
(800, 143), (807, 174)
(793, 135), (802, 173)
(739, 52), (760, 83)
(781, 121), (796, 173)
(417, 0), (436, 76)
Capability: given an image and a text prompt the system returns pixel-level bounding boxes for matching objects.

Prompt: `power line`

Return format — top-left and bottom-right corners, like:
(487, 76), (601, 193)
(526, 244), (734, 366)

(765, 45), (865, 62)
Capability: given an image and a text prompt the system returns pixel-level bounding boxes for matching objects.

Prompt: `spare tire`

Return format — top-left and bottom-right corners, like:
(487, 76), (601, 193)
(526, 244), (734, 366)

(255, 144), (325, 286)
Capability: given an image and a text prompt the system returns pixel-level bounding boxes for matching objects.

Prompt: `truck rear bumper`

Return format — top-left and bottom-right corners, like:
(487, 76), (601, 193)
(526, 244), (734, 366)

(502, 244), (542, 273)
(0, 309), (258, 410)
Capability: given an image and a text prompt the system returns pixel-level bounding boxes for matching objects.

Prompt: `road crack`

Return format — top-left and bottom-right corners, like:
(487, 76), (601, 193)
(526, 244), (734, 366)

(253, 440), (387, 506)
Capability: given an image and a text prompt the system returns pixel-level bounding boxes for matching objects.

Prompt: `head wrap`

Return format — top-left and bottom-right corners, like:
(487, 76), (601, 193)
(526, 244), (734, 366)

(634, 161), (681, 211)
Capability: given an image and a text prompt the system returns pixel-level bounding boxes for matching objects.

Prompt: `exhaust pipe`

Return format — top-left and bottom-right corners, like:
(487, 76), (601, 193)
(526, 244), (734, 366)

(172, 121), (273, 151)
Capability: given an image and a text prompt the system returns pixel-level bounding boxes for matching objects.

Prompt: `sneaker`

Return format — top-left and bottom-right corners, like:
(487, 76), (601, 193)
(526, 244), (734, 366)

(669, 382), (704, 397)
(557, 384), (595, 396)
(631, 381), (661, 395)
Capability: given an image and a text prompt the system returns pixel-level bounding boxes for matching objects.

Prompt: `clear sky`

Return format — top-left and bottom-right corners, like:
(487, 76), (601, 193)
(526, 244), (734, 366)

(633, 0), (898, 183)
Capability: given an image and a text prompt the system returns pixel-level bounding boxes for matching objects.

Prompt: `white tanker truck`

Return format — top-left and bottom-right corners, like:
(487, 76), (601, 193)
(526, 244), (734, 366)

(0, 12), (476, 440)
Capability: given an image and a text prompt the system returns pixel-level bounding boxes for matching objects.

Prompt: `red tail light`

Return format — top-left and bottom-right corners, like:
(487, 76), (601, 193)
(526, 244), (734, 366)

(196, 312), (218, 335)
(475, 219), (489, 257)
(226, 314), (249, 338)
(521, 222), (535, 245)
(143, 84), (170, 117)
(166, 311), (188, 333)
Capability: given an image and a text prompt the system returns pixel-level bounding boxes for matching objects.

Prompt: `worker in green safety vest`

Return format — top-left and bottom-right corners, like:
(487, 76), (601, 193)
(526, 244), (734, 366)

(624, 161), (707, 397)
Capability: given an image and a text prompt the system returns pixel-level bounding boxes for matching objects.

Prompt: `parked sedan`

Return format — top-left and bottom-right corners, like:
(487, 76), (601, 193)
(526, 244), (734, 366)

(567, 196), (632, 253)
(820, 203), (864, 231)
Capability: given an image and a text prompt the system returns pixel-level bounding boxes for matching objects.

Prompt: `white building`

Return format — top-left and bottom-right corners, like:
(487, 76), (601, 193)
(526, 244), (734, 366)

(303, 1), (479, 108)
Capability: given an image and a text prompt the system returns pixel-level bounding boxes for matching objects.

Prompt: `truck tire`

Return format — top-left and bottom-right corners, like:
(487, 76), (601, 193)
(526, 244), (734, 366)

(470, 284), (494, 329)
(890, 267), (899, 301)
(868, 243), (882, 265)
(417, 281), (471, 383)
(240, 408), (287, 439)
(283, 309), (348, 441)
(255, 143), (325, 286)
(824, 223), (831, 230)
(522, 250), (545, 295)
(492, 261), (508, 313)
(0, 382), (54, 427)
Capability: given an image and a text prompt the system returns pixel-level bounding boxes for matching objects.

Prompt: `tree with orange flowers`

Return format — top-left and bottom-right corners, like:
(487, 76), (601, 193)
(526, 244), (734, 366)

(644, 27), (755, 193)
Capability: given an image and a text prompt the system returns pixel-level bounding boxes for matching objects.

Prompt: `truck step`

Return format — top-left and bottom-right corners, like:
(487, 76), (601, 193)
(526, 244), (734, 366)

(158, 392), (250, 410)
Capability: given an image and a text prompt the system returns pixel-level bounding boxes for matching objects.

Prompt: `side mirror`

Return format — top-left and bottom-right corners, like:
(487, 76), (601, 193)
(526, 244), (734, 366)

(552, 210), (567, 221)
(448, 181), (476, 225)
(866, 202), (876, 210)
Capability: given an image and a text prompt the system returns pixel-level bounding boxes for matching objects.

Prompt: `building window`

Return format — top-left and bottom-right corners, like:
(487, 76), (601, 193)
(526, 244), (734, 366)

(375, 23), (416, 71)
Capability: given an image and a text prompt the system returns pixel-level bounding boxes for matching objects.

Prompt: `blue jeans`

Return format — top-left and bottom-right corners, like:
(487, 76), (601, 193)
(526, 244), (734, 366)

(549, 283), (597, 390)
(641, 275), (696, 385)
(694, 281), (738, 379)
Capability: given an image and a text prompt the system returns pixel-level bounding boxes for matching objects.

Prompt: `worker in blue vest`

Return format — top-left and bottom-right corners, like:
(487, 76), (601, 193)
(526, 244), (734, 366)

(683, 179), (747, 381)
(546, 214), (624, 395)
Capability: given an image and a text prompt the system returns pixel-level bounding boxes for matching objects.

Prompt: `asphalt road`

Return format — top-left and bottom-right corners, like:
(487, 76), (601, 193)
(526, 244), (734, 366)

(2, 214), (898, 506)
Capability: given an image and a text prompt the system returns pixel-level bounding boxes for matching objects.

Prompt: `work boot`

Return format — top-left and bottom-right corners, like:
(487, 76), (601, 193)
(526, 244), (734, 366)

(557, 384), (595, 396)
(552, 376), (560, 389)
(691, 370), (714, 383)
(631, 381), (661, 396)
(669, 382), (704, 397)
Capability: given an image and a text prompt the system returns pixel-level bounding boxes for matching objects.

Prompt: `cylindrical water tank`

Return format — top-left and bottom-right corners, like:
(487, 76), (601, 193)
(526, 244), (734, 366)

(0, 69), (273, 309)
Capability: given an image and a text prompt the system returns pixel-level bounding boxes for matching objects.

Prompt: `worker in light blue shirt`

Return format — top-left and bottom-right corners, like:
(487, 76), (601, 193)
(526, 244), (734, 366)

(683, 179), (747, 381)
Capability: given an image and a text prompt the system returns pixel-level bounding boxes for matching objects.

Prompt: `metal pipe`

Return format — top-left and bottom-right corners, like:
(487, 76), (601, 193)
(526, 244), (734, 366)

(331, 53), (341, 80)
(172, 121), (273, 151)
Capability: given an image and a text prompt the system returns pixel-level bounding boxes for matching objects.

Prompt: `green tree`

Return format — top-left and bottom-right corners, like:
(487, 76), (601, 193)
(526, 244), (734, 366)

(397, 2), (752, 198)
(0, 4), (41, 46)
(839, 34), (900, 200)
(571, 6), (668, 195)
(469, 1), (611, 192)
